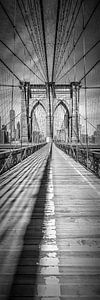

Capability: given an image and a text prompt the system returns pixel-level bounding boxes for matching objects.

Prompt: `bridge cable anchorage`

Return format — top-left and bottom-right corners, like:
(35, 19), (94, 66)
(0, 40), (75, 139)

(51, 0), (60, 82)
(56, 0), (100, 82)
(54, 0), (77, 78)
(0, 0), (44, 83)
(19, 0), (46, 81)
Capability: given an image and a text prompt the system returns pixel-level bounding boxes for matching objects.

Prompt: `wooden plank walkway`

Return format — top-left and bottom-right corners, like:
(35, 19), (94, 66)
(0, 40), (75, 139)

(0, 143), (100, 299)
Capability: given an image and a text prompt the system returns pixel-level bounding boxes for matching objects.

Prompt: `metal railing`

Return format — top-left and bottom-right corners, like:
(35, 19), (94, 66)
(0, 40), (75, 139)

(55, 142), (100, 177)
(0, 143), (46, 175)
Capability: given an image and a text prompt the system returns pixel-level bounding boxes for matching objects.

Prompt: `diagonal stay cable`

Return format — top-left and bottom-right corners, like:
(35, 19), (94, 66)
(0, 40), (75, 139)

(57, 39), (100, 81)
(79, 112), (98, 131)
(56, 0), (100, 81)
(80, 59), (100, 83)
(0, 39), (45, 83)
(0, 57), (20, 82)
(52, 0), (60, 82)
(0, 0), (44, 83)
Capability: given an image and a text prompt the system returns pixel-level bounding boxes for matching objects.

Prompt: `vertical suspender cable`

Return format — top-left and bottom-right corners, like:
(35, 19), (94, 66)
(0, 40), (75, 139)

(10, 0), (16, 145)
(39, 0), (49, 83)
(12, 0), (16, 111)
(72, 0), (79, 161)
(52, 0), (60, 82)
(82, 1), (88, 167)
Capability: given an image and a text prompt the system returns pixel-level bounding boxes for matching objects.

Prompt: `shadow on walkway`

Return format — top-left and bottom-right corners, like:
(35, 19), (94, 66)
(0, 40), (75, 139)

(8, 148), (52, 299)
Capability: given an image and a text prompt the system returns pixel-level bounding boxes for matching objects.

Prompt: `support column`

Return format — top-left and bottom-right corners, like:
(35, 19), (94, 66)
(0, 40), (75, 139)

(20, 82), (28, 144)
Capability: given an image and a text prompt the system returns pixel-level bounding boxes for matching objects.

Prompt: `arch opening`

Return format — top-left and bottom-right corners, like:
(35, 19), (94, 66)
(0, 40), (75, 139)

(53, 101), (69, 143)
(30, 101), (46, 143)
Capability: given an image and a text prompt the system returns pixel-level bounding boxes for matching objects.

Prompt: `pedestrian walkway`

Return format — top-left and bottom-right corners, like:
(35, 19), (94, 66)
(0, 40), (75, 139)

(0, 143), (100, 299)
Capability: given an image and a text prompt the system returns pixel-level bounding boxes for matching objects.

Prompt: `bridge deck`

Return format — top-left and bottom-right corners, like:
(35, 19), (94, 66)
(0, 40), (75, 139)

(0, 143), (100, 299)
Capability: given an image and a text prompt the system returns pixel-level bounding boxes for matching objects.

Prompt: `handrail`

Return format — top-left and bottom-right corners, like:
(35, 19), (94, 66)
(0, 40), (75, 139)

(0, 143), (47, 175)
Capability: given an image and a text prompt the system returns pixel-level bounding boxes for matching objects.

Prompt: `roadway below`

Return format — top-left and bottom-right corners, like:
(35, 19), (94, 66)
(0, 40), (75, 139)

(0, 143), (100, 299)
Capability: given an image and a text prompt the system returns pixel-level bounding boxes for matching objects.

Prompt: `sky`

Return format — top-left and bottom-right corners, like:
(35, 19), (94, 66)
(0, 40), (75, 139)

(0, 0), (100, 136)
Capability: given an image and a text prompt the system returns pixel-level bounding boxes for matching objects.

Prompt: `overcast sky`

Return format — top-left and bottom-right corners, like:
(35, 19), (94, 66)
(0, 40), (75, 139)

(0, 0), (100, 134)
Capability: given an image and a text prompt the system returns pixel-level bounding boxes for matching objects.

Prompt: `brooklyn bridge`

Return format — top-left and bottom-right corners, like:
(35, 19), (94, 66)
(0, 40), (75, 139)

(0, 0), (100, 299)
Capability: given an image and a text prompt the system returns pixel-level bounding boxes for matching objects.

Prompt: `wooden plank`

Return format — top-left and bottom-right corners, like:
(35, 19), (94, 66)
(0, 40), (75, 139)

(0, 143), (100, 299)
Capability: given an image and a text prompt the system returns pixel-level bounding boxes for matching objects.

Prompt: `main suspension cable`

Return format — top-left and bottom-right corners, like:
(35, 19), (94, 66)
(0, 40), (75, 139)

(53, 0), (70, 80)
(27, 0), (47, 79)
(52, 0), (60, 82)
(18, 0), (46, 81)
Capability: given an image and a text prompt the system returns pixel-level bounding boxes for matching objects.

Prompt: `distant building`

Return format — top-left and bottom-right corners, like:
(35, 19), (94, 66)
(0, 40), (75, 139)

(80, 134), (88, 144)
(56, 129), (66, 142)
(10, 109), (15, 141)
(95, 124), (100, 144)
(16, 121), (20, 140)
(91, 124), (100, 145)
(64, 113), (68, 128)
(88, 135), (95, 144)
(32, 130), (40, 143)
(0, 124), (9, 144)
(0, 130), (5, 144)
(97, 124), (100, 132)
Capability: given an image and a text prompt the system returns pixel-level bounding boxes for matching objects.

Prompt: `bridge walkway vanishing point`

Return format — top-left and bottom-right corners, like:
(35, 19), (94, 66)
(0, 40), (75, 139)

(0, 143), (100, 300)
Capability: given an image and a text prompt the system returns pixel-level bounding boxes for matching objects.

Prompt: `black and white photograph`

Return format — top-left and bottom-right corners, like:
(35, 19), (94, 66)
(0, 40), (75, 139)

(0, 0), (100, 299)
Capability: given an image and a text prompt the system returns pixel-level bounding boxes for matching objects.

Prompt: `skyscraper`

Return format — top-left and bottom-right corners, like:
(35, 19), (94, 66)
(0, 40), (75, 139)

(16, 121), (20, 140)
(10, 109), (15, 141)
